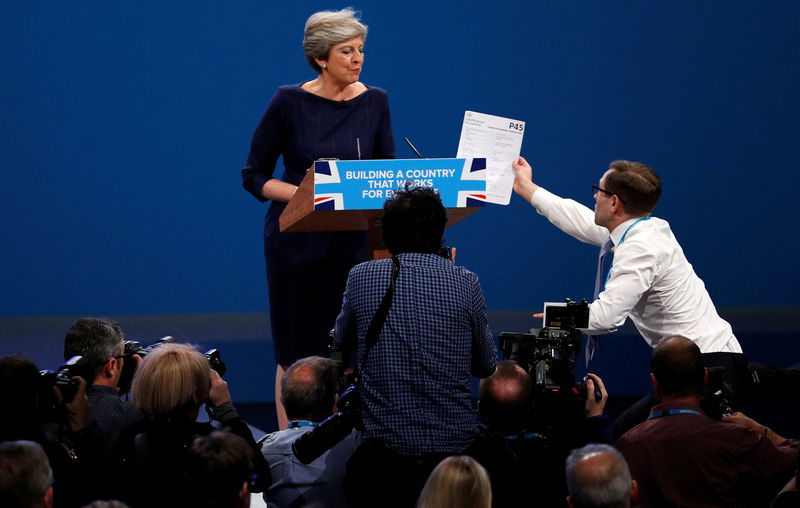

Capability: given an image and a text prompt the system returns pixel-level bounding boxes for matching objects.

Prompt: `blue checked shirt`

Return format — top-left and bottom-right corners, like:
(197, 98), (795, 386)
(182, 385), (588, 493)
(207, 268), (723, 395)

(333, 253), (497, 455)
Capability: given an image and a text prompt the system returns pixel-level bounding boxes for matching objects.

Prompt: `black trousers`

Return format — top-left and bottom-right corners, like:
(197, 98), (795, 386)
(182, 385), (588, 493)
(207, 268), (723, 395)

(612, 352), (800, 440)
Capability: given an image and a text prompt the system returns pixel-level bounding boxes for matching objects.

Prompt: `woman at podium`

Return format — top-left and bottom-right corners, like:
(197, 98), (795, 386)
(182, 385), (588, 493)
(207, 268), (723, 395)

(241, 8), (395, 429)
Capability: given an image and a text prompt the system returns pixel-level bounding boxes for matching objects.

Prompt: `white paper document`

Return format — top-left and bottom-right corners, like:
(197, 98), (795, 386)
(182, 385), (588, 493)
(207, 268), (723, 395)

(456, 110), (525, 205)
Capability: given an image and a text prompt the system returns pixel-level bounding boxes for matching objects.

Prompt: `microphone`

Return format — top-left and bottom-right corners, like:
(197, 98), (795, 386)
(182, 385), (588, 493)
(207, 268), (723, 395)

(404, 137), (423, 158)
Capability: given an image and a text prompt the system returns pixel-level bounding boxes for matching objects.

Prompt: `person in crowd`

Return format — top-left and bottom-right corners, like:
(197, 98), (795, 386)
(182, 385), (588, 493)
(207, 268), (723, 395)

(565, 443), (637, 508)
(0, 440), (54, 508)
(0, 355), (106, 508)
(62, 317), (144, 460)
(333, 184), (497, 507)
(416, 455), (492, 508)
(120, 343), (270, 508)
(511, 156), (800, 437)
(615, 336), (797, 507)
(260, 356), (358, 507)
(478, 361), (611, 507)
(184, 431), (256, 508)
(241, 7), (395, 430)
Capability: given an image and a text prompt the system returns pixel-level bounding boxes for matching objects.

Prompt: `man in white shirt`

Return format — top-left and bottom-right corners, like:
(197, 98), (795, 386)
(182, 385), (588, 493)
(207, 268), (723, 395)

(511, 156), (798, 436)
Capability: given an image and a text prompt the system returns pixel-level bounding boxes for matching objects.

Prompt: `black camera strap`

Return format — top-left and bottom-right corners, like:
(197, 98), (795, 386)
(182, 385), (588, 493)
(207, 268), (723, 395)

(358, 256), (400, 381)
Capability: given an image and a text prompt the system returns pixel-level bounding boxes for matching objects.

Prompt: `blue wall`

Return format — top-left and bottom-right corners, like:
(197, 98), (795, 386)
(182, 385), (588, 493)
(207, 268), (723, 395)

(2, 1), (799, 317)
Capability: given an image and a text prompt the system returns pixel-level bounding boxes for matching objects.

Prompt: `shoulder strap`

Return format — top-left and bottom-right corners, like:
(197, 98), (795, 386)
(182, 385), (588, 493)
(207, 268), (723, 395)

(358, 256), (400, 381)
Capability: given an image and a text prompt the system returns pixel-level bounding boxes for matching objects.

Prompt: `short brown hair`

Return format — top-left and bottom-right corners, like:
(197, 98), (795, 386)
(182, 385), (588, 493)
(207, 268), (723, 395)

(131, 343), (209, 416)
(605, 160), (661, 216)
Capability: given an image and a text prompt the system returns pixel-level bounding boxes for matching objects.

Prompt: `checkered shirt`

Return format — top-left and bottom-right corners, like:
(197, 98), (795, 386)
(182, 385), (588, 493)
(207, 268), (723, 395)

(333, 253), (496, 455)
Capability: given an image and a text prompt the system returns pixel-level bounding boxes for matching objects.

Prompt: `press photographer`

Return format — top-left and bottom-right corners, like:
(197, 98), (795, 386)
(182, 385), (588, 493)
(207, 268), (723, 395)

(331, 184), (498, 508)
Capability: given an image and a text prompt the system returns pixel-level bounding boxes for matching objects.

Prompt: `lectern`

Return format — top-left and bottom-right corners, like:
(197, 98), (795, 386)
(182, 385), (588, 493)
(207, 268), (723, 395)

(280, 158), (487, 259)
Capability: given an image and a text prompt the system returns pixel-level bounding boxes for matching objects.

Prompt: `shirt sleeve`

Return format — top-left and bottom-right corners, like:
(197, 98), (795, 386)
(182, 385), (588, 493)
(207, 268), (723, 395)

(241, 88), (287, 202)
(469, 276), (497, 378)
(585, 238), (658, 334)
(530, 188), (608, 246)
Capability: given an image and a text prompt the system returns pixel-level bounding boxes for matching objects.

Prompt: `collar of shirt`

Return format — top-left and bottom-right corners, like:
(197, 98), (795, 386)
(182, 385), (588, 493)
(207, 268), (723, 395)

(609, 216), (649, 248)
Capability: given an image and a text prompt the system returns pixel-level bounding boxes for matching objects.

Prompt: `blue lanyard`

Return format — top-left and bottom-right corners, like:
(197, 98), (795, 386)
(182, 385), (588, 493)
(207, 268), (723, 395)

(287, 420), (318, 429)
(647, 408), (702, 420)
(603, 217), (651, 290)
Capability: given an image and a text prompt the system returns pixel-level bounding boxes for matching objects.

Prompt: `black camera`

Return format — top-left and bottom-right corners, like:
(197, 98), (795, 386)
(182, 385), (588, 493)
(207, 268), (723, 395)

(499, 299), (591, 437)
(118, 337), (227, 393)
(701, 366), (733, 420)
(291, 383), (362, 464)
(39, 355), (95, 420)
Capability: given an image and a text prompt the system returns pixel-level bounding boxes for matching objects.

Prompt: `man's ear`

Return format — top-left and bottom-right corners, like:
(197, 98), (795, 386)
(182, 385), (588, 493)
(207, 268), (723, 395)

(630, 479), (639, 506)
(44, 485), (54, 508)
(650, 372), (660, 399)
(703, 367), (709, 391)
(566, 496), (574, 508)
(237, 480), (250, 508)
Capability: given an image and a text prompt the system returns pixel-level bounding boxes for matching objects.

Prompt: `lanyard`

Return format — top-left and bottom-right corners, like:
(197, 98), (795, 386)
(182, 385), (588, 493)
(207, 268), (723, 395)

(603, 217), (651, 290)
(287, 420), (318, 429)
(647, 408), (702, 420)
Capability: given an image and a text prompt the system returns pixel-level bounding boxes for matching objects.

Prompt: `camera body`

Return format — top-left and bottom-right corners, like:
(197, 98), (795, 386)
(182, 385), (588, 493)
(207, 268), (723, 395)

(39, 355), (95, 421)
(118, 337), (227, 393)
(498, 299), (590, 438)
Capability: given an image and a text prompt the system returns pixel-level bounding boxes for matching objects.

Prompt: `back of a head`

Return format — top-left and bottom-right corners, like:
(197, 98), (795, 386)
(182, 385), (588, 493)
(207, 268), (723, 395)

(280, 356), (339, 422)
(0, 356), (41, 436)
(650, 336), (705, 399)
(379, 184), (447, 255)
(130, 343), (210, 417)
(0, 440), (53, 508)
(605, 160), (661, 217)
(417, 455), (492, 508)
(184, 431), (255, 508)
(63, 317), (124, 376)
(565, 444), (632, 508)
(478, 360), (533, 435)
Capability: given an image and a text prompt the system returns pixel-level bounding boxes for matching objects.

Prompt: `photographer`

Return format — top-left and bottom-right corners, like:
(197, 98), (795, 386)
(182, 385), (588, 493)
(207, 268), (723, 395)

(332, 184), (497, 508)
(260, 356), (358, 507)
(616, 336), (797, 507)
(63, 318), (144, 461)
(119, 343), (271, 508)
(0, 355), (106, 508)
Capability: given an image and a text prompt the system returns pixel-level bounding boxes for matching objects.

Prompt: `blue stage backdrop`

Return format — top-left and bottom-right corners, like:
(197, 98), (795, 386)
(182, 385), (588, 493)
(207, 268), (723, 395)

(2, 2), (799, 315)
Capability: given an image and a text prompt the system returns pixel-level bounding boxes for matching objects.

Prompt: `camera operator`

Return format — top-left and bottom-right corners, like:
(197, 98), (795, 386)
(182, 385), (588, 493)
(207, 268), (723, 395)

(260, 356), (358, 507)
(477, 361), (612, 507)
(0, 355), (106, 508)
(332, 184), (497, 508)
(63, 318), (144, 461)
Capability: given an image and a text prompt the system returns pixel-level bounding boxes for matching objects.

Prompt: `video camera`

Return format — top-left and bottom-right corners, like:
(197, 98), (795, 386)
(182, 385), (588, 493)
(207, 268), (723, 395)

(499, 299), (595, 437)
(39, 355), (95, 421)
(118, 336), (227, 393)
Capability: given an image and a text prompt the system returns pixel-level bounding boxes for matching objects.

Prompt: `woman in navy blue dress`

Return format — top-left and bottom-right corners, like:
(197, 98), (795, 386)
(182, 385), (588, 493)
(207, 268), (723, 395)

(242, 8), (395, 429)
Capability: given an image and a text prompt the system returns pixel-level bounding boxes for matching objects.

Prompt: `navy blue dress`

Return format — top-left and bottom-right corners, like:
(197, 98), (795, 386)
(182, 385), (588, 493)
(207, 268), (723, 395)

(242, 84), (395, 366)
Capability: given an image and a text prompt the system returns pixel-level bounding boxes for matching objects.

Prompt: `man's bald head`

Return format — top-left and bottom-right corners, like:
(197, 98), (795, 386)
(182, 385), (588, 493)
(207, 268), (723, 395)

(650, 336), (706, 399)
(566, 444), (635, 508)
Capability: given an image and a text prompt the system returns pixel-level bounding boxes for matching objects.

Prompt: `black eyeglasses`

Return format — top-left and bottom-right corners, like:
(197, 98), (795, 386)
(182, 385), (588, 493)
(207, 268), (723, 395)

(592, 184), (625, 203)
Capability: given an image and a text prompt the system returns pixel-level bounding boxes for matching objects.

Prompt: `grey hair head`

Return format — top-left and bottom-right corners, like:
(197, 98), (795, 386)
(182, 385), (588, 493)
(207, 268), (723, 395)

(0, 440), (53, 508)
(565, 443), (632, 508)
(302, 8), (368, 73)
(63, 317), (124, 374)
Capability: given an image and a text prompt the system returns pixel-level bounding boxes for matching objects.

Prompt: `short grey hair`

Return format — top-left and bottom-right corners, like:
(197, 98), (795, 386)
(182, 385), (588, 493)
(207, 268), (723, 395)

(565, 444), (632, 508)
(281, 356), (339, 421)
(0, 440), (53, 508)
(302, 8), (368, 73)
(63, 317), (124, 375)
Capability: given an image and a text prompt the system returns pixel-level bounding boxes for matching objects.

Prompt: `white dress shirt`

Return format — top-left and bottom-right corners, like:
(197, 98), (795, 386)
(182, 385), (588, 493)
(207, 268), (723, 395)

(530, 188), (741, 353)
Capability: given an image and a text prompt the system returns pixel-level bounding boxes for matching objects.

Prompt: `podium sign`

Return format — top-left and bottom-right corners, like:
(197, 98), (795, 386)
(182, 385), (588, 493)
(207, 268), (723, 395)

(280, 158), (486, 243)
(312, 158), (487, 210)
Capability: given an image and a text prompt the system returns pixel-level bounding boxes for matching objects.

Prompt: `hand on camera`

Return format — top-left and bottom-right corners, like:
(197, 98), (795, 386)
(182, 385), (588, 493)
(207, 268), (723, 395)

(584, 373), (607, 418)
